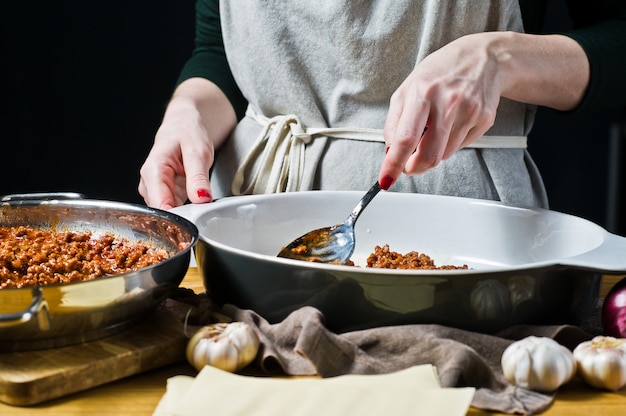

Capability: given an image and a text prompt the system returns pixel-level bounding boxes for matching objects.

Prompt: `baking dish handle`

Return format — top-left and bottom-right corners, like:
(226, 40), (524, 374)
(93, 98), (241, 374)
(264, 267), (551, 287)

(562, 232), (626, 273)
(0, 287), (51, 330)
(169, 200), (220, 223)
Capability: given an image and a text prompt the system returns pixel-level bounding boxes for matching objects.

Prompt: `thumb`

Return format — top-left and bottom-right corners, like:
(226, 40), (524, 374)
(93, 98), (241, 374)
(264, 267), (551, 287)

(186, 172), (213, 204)
(183, 149), (214, 204)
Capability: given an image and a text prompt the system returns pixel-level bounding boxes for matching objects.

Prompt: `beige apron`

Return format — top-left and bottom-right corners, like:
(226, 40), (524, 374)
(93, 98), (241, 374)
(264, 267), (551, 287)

(213, 0), (549, 208)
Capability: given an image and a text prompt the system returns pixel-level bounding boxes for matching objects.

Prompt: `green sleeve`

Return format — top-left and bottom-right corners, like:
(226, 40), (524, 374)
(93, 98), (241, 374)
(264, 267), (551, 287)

(561, 0), (626, 112)
(177, 0), (248, 120)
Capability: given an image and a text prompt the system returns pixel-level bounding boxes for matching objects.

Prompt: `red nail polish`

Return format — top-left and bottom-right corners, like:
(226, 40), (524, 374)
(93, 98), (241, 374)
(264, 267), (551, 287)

(197, 189), (211, 199)
(385, 146), (390, 154)
(380, 175), (394, 190)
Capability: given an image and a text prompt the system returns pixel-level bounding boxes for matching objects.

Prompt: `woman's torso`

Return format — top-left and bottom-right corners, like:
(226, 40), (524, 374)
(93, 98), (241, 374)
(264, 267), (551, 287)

(212, 0), (548, 208)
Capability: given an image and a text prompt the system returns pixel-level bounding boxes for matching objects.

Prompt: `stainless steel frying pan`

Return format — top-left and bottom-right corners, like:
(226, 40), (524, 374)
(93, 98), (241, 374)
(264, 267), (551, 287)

(0, 194), (198, 351)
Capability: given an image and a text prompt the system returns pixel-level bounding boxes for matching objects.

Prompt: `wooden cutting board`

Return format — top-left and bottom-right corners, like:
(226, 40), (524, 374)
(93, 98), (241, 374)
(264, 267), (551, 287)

(0, 298), (195, 406)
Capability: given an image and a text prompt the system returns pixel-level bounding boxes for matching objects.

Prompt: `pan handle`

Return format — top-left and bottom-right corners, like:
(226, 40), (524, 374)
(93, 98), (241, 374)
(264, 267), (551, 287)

(562, 232), (626, 273)
(1, 192), (85, 202)
(0, 287), (51, 330)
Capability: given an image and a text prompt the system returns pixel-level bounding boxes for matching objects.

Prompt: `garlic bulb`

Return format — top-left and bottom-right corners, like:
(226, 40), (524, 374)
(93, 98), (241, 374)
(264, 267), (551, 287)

(501, 336), (576, 392)
(186, 322), (260, 373)
(573, 336), (626, 391)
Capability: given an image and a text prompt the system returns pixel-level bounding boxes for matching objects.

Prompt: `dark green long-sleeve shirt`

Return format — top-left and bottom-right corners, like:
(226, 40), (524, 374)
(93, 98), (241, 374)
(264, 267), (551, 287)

(179, 0), (626, 120)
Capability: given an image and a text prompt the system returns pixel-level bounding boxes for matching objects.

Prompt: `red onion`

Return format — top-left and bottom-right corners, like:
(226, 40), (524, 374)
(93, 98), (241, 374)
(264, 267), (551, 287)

(602, 276), (626, 338)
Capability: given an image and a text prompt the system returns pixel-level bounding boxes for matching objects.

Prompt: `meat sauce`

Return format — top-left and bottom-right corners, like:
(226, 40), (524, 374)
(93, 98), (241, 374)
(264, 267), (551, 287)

(285, 242), (468, 269)
(0, 225), (169, 289)
(366, 244), (467, 270)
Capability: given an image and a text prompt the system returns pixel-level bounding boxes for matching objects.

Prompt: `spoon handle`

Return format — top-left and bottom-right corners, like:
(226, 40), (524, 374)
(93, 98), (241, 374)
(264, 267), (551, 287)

(348, 182), (382, 225)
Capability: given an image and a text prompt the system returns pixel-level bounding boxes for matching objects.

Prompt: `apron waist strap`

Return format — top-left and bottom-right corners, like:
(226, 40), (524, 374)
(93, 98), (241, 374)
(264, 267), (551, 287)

(231, 105), (527, 195)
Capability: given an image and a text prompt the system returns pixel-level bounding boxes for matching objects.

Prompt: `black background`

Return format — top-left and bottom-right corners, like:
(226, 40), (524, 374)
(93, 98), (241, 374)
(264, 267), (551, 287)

(1, 1), (624, 234)
(1, 1), (196, 202)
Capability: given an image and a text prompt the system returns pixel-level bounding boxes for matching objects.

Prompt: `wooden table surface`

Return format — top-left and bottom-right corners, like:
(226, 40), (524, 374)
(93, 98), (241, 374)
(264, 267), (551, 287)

(1, 269), (624, 416)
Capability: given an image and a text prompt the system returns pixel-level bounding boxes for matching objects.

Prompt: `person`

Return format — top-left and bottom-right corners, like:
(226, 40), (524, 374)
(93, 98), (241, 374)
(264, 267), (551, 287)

(138, 0), (626, 211)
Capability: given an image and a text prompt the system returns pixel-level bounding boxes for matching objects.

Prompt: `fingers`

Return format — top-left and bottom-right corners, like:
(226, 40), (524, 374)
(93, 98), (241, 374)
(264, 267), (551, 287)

(380, 86), (430, 189)
(381, 85), (497, 185)
(139, 160), (184, 211)
(139, 155), (212, 210)
(138, 134), (213, 210)
(399, 106), (494, 175)
(381, 102), (492, 186)
(401, 122), (446, 175)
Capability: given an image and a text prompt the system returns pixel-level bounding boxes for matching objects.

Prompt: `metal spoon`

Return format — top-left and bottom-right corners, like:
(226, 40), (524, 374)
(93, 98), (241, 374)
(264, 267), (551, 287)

(277, 182), (382, 264)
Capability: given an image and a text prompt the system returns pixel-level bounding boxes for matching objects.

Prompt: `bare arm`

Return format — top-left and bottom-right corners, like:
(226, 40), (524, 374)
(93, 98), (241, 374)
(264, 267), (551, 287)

(496, 32), (589, 110)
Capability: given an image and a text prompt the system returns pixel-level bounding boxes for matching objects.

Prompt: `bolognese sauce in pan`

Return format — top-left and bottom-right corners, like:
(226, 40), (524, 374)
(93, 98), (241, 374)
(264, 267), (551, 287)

(0, 225), (169, 289)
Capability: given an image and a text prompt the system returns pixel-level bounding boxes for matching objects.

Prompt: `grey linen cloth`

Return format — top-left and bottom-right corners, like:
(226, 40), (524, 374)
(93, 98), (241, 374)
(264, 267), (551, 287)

(220, 304), (594, 416)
